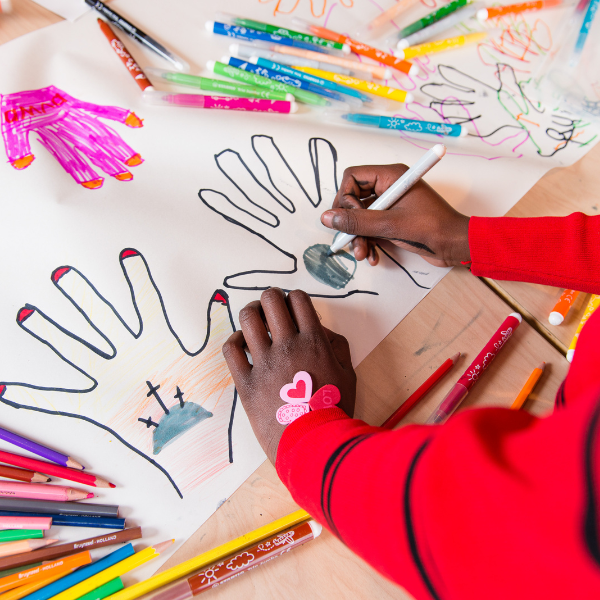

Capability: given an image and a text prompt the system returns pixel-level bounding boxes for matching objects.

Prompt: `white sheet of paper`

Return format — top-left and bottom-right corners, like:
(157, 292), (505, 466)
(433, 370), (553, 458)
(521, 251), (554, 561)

(0, 0), (597, 581)
(30, 0), (89, 22)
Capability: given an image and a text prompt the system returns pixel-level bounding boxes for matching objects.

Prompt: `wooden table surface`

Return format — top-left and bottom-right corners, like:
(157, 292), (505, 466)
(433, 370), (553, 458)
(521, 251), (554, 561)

(0, 3), (588, 598)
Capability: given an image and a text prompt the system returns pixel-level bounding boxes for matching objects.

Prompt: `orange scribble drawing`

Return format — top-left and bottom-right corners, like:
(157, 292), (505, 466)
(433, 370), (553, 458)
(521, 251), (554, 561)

(258, 0), (353, 18)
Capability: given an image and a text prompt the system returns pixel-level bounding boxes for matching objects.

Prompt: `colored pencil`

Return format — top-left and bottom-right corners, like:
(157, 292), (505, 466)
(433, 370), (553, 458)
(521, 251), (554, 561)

(0, 512), (125, 530)
(478, 0), (565, 20)
(0, 528), (142, 572)
(146, 522), (322, 600)
(97, 19), (153, 93)
(0, 539), (57, 559)
(107, 510), (310, 600)
(54, 541), (173, 600)
(0, 429), (82, 471)
(0, 518), (51, 531)
(0, 498), (117, 518)
(427, 313), (522, 424)
(0, 569), (77, 600)
(399, 0), (470, 38)
(292, 18), (416, 75)
(0, 562), (43, 579)
(294, 66), (412, 103)
(549, 289), (580, 325)
(0, 483), (92, 503)
(0, 466), (50, 484)
(0, 451), (114, 488)
(382, 353), (461, 429)
(0, 530), (43, 543)
(396, 32), (488, 60)
(0, 551), (91, 594)
(24, 544), (135, 600)
(567, 294), (600, 362)
(511, 362), (545, 410)
(362, 0), (422, 35)
(78, 578), (124, 600)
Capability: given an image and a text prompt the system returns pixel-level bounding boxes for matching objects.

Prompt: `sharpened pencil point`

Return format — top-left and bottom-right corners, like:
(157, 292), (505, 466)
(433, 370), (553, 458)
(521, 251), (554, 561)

(450, 352), (461, 364)
(154, 539), (175, 553)
(66, 458), (84, 471)
(538, 361), (546, 371)
(109, 483), (116, 488)
(86, 493), (94, 499)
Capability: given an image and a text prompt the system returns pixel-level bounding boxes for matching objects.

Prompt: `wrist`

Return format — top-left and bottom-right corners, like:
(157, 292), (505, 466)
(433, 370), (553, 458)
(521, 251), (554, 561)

(441, 215), (471, 266)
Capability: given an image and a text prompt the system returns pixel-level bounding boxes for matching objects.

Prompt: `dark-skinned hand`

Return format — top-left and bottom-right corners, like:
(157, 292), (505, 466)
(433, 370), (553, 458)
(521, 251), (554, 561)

(222, 288), (356, 466)
(321, 163), (471, 268)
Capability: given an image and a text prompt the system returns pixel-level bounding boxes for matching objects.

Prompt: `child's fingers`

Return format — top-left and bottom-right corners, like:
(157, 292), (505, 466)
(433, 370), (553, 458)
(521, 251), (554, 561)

(238, 301), (272, 360)
(221, 331), (252, 383)
(260, 288), (297, 342)
(285, 289), (322, 333)
(321, 207), (399, 240)
(323, 327), (353, 371)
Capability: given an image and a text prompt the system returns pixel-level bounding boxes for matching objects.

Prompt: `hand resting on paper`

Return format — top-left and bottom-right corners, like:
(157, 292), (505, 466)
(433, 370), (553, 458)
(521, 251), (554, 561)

(222, 288), (356, 464)
(320, 163), (471, 269)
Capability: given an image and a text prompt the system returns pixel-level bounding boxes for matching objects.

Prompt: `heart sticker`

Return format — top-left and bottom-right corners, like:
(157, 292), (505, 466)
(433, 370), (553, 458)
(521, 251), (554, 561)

(279, 371), (312, 404)
(276, 403), (310, 425)
(309, 384), (341, 411)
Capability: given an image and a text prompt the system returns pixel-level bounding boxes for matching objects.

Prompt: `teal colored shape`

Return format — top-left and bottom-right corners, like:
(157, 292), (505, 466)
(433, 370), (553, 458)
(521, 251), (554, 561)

(303, 243), (356, 290)
(153, 402), (213, 455)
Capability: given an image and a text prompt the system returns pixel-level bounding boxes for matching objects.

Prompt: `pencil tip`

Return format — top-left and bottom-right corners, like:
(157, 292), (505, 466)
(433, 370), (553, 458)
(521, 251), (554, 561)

(154, 539), (175, 553)
(86, 493), (94, 499)
(67, 458), (85, 471)
(539, 361), (546, 371)
(109, 483), (116, 488)
(450, 352), (461, 364)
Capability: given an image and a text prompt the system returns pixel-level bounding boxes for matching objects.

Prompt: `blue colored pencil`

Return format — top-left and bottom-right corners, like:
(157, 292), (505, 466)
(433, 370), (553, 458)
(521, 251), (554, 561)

(22, 544), (134, 600)
(0, 511), (125, 529)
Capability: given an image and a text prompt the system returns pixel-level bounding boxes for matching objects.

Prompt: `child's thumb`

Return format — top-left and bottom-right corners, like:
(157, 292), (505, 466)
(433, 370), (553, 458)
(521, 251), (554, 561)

(321, 208), (396, 239)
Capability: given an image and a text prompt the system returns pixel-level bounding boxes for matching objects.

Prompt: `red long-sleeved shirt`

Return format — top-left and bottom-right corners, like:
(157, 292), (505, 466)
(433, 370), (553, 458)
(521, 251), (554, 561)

(276, 213), (600, 599)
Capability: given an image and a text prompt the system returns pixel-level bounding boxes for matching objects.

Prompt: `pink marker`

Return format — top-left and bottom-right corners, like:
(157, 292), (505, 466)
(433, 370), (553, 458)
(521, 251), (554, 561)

(143, 90), (298, 113)
(0, 516), (52, 531)
(0, 481), (92, 502)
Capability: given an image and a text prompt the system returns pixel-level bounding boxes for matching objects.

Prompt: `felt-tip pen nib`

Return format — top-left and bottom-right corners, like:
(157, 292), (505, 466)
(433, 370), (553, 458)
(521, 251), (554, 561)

(326, 250), (334, 257)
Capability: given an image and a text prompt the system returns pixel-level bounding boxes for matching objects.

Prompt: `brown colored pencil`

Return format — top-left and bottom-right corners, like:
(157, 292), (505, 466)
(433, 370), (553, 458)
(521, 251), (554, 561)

(0, 466), (50, 484)
(0, 527), (142, 571)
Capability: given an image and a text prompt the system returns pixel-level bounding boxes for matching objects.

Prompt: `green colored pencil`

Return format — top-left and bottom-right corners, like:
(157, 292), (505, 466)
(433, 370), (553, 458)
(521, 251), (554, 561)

(0, 562), (43, 578)
(210, 61), (327, 106)
(399, 0), (471, 38)
(0, 530), (43, 543)
(227, 16), (346, 51)
(78, 578), (124, 600)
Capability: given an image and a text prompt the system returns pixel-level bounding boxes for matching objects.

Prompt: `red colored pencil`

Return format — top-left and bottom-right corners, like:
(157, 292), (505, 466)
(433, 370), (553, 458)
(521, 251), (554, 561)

(0, 452), (114, 489)
(382, 353), (461, 429)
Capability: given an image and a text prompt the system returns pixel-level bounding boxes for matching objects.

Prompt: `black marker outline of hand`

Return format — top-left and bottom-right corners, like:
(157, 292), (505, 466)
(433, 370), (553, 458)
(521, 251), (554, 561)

(0, 249), (237, 499)
(199, 134), (429, 297)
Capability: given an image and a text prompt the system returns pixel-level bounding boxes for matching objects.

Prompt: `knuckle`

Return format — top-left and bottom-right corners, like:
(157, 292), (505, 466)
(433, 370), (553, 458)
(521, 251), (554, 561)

(338, 209), (360, 235)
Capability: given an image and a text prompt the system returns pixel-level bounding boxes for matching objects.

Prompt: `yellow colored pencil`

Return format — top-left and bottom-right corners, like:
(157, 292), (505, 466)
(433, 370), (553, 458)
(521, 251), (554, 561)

(397, 32), (487, 59)
(0, 568), (77, 600)
(51, 541), (173, 600)
(511, 362), (545, 410)
(106, 509), (311, 600)
(294, 66), (412, 103)
(567, 294), (600, 362)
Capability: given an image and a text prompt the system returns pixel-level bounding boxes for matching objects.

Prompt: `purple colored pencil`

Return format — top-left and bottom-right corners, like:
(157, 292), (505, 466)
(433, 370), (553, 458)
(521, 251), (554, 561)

(0, 427), (84, 471)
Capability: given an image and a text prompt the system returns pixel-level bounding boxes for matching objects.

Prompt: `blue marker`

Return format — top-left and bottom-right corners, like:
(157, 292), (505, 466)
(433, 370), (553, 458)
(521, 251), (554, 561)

(571, 0), (599, 66)
(23, 544), (135, 600)
(342, 113), (467, 137)
(225, 56), (350, 104)
(206, 21), (326, 52)
(251, 57), (370, 104)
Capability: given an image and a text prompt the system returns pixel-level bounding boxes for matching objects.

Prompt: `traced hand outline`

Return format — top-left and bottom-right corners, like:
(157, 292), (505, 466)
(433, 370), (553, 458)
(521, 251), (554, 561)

(1, 86), (143, 189)
(199, 135), (430, 297)
(418, 63), (594, 157)
(0, 250), (237, 498)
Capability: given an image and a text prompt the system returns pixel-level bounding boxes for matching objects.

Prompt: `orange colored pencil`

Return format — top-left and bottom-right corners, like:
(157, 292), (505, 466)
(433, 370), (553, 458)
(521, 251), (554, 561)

(0, 539), (58, 559)
(382, 353), (460, 429)
(0, 568), (77, 600)
(0, 551), (91, 594)
(511, 362), (545, 410)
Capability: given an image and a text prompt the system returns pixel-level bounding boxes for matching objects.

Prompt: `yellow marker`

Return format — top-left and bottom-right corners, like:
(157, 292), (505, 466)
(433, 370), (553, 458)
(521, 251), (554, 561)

(397, 32), (488, 59)
(106, 510), (310, 600)
(53, 542), (173, 600)
(511, 362), (545, 410)
(567, 294), (600, 362)
(294, 66), (413, 103)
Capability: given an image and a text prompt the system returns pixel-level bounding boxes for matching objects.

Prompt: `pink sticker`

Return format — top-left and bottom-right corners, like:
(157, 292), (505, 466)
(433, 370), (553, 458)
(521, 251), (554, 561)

(309, 384), (341, 411)
(276, 403), (310, 425)
(279, 371), (312, 404)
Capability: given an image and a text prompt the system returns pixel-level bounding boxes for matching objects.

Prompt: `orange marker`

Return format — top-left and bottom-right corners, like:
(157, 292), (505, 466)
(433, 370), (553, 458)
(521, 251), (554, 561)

(477, 0), (563, 20)
(292, 18), (417, 76)
(549, 289), (580, 325)
(98, 19), (153, 92)
(511, 362), (545, 410)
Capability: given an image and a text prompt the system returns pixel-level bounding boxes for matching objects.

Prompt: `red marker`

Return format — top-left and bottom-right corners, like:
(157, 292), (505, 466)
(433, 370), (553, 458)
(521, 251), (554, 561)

(427, 313), (522, 424)
(381, 352), (460, 429)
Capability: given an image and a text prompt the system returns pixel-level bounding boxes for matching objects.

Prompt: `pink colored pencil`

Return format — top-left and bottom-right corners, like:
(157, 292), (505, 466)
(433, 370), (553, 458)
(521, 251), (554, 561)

(0, 482), (92, 502)
(0, 517), (52, 531)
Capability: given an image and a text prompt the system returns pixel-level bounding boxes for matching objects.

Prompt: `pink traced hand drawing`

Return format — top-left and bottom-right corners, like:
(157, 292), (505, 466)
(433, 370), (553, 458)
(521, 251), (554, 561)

(0, 249), (237, 498)
(1, 86), (143, 189)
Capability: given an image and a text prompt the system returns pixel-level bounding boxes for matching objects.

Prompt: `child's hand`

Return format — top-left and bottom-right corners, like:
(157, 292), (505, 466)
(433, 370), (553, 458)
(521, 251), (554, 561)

(320, 164), (471, 268)
(222, 288), (356, 465)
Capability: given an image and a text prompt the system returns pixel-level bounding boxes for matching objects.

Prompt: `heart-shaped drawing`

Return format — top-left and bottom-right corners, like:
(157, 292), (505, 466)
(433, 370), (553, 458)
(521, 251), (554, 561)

(309, 384), (341, 411)
(276, 403), (310, 425)
(280, 371), (312, 404)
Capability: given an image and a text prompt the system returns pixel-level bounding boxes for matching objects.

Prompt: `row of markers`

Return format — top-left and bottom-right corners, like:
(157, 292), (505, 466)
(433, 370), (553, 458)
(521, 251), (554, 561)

(87, 0), (568, 139)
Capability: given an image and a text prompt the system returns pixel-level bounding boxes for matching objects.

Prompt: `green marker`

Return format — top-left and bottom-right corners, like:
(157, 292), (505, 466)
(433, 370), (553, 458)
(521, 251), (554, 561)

(0, 562), (43, 578)
(208, 60), (328, 106)
(399, 0), (470, 38)
(217, 12), (348, 52)
(78, 578), (124, 600)
(0, 529), (43, 543)
(145, 68), (294, 102)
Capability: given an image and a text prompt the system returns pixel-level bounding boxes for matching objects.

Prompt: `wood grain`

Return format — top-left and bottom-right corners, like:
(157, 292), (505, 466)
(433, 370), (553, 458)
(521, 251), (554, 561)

(0, 0), (61, 45)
